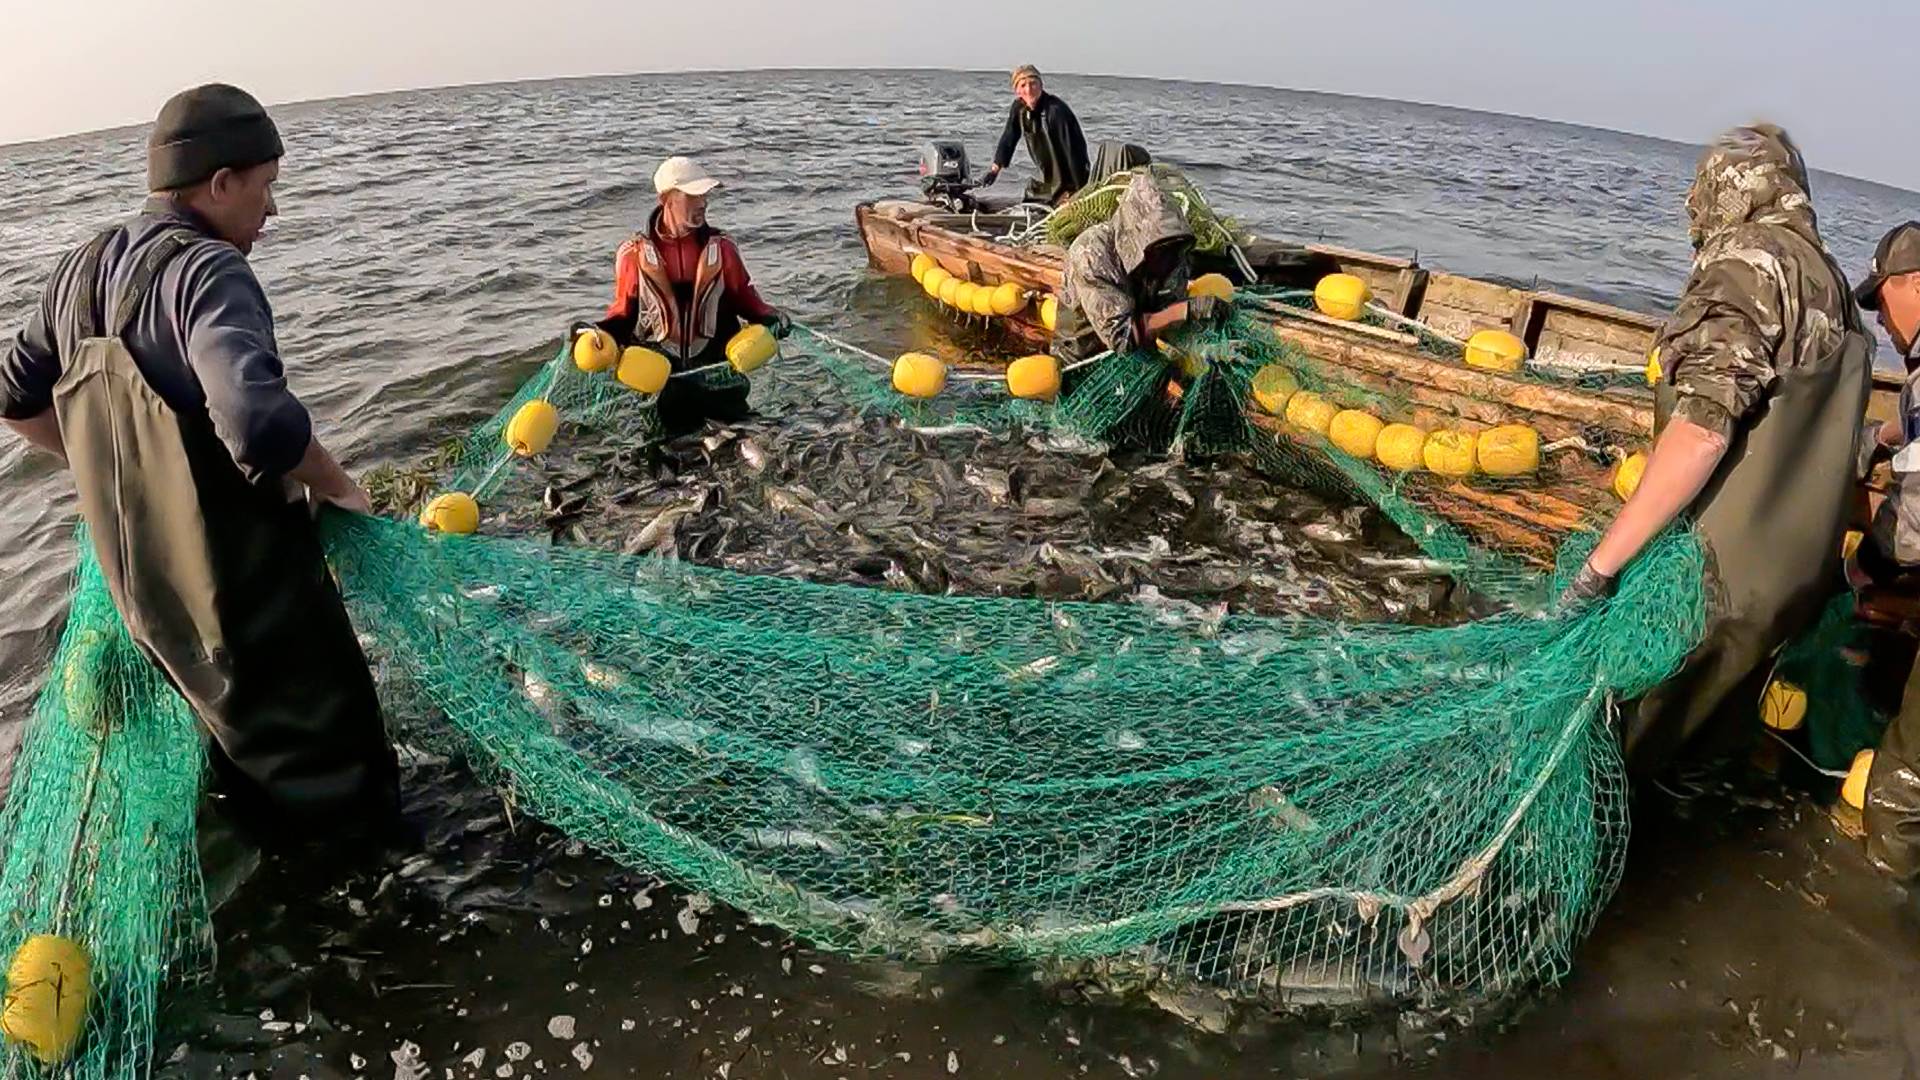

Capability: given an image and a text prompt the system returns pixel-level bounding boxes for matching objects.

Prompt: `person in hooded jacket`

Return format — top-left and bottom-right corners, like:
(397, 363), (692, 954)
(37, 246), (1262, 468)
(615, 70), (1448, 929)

(1051, 172), (1227, 366)
(1560, 124), (1873, 776)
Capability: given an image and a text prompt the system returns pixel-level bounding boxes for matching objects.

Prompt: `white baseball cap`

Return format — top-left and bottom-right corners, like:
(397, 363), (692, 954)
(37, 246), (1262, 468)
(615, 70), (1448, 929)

(654, 156), (721, 197)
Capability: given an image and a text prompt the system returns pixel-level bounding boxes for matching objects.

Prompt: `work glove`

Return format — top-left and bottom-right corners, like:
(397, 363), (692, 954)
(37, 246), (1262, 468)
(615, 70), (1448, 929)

(1554, 561), (1617, 615)
(1859, 418), (1894, 481)
(980, 165), (1001, 187)
(763, 311), (794, 340)
(1186, 294), (1230, 327)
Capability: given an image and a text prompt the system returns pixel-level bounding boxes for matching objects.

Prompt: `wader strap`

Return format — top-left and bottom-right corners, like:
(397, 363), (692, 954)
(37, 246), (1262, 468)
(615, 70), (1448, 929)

(109, 229), (200, 337)
(65, 231), (116, 347)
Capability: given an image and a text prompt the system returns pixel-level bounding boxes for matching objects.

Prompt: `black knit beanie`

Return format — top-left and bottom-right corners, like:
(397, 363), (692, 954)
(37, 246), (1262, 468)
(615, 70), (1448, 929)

(146, 84), (284, 192)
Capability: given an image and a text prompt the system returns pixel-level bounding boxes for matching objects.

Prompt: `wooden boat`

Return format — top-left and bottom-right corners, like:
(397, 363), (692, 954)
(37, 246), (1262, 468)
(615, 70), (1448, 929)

(857, 197), (1906, 568)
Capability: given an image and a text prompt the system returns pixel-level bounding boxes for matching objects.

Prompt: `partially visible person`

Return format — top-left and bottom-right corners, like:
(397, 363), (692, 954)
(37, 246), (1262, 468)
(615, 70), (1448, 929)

(0, 84), (399, 839)
(1558, 124), (1873, 776)
(1051, 172), (1226, 366)
(980, 65), (1090, 207)
(594, 156), (790, 437)
(1841, 222), (1920, 879)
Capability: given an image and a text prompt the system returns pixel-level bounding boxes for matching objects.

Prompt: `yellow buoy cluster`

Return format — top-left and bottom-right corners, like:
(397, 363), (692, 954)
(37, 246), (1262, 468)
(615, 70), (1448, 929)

(1250, 362), (1547, 480)
(1314, 273), (1371, 321)
(424, 322), (777, 535)
(2, 934), (91, 1065)
(911, 256), (1031, 322)
(890, 351), (1065, 402)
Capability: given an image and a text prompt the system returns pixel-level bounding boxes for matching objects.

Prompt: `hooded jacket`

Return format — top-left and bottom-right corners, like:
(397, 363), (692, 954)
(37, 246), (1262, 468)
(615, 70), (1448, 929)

(1057, 173), (1195, 359)
(1658, 124), (1860, 439)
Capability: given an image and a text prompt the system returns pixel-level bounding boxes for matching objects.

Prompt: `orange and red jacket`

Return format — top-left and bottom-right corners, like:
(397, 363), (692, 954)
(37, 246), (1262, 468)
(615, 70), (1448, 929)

(602, 210), (777, 368)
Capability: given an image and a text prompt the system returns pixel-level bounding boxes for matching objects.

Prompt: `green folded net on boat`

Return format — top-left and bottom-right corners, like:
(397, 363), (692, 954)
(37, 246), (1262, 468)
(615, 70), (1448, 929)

(0, 307), (1877, 1076)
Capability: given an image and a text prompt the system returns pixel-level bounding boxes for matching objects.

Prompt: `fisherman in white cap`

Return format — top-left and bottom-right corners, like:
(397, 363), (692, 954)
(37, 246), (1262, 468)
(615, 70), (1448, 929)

(591, 155), (790, 436)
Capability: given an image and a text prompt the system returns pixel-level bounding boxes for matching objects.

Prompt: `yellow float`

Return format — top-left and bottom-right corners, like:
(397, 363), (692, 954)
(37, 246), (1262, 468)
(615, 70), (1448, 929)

(952, 281), (979, 312)
(616, 346), (671, 395)
(1475, 424), (1540, 477)
(1188, 273), (1236, 304)
(1313, 273), (1370, 321)
(892, 352), (947, 399)
(420, 492), (480, 535)
(1761, 679), (1807, 732)
(1006, 354), (1062, 401)
(910, 253), (936, 283)
(1328, 409), (1385, 459)
(726, 323), (777, 374)
(1039, 295), (1059, 333)
(922, 266), (953, 299)
(989, 282), (1028, 317)
(1284, 391), (1339, 436)
(1844, 530), (1865, 560)
(938, 278), (963, 307)
(503, 399), (559, 457)
(2, 934), (90, 1064)
(1423, 430), (1478, 477)
(1645, 346), (1663, 387)
(1842, 749), (1875, 811)
(1375, 424), (1427, 472)
(1612, 451), (1648, 501)
(1250, 365), (1299, 415)
(571, 328), (619, 373)
(970, 284), (999, 317)
(1464, 329), (1527, 374)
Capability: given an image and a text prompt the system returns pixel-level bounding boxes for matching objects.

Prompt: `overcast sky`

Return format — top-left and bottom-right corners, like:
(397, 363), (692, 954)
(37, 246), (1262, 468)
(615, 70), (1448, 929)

(4, 0), (1912, 189)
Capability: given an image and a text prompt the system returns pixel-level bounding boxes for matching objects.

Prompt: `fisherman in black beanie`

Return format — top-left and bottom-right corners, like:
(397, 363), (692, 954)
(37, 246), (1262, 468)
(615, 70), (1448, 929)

(0, 84), (401, 844)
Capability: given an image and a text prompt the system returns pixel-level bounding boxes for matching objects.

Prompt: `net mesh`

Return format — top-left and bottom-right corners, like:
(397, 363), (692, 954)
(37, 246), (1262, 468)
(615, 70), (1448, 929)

(0, 301), (1881, 1075)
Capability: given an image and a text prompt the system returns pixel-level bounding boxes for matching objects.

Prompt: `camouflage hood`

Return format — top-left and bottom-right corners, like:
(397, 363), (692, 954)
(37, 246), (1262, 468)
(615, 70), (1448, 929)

(1685, 124), (1820, 250)
(1109, 172), (1194, 277)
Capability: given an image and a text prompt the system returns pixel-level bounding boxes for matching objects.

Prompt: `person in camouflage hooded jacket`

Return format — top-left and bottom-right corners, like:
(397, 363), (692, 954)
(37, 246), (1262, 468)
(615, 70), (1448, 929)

(1051, 172), (1227, 364)
(1568, 124), (1873, 775)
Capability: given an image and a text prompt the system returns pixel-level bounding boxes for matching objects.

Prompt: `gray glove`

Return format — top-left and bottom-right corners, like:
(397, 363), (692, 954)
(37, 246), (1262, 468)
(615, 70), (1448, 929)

(1555, 562), (1617, 614)
(1859, 418), (1894, 481)
(1187, 294), (1230, 327)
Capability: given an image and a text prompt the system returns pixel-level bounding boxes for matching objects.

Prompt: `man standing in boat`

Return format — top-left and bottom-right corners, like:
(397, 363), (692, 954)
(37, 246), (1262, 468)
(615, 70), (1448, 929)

(1052, 172), (1228, 366)
(592, 155), (790, 437)
(980, 65), (1090, 207)
(1841, 222), (1920, 879)
(1560, 124), (1872, 775)
(0, 84), (401, 840)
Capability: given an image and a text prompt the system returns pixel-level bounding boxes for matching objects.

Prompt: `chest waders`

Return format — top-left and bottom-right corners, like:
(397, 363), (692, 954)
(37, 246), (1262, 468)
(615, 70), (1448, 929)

(51, 227), (398, 834)
(1626, 329), (1872, 774)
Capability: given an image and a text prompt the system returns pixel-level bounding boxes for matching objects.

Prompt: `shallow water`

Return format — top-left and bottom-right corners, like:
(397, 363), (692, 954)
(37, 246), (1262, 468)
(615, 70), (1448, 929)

(4, 71), (1920, 1076)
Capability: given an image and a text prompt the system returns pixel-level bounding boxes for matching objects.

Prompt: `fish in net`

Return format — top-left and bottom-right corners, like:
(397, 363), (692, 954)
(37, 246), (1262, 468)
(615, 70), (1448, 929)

(0, 305), (1872, 1075)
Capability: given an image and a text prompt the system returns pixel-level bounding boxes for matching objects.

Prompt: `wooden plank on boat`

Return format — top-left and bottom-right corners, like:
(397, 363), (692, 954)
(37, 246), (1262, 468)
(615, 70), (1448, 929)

(1263, 300), (1423, 347)
(1417, 272), (1533, 341)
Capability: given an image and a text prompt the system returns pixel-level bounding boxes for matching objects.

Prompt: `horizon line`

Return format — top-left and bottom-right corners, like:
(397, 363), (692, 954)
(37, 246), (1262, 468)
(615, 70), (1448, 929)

(6, 65), (1915, 197)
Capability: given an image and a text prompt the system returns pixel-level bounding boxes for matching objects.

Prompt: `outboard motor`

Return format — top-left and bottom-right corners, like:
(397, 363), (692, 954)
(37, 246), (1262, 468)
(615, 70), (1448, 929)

(918, 140), (976, 211)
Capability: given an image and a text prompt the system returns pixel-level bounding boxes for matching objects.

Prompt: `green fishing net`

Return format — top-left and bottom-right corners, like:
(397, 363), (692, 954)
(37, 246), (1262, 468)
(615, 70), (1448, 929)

(1, 295), (1879, 1076)
(1045, 165), (1244, 254)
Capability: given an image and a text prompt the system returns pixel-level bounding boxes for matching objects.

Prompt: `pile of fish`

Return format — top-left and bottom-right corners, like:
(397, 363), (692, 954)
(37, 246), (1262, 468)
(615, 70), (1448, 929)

(477, 398), (1488, 627)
